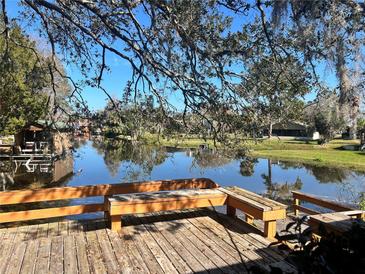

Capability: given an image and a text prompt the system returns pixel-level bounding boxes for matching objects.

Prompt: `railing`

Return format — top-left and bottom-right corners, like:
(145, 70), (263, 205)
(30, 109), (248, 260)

(0, 178), (218, 224)
(292, 191), (355, 216)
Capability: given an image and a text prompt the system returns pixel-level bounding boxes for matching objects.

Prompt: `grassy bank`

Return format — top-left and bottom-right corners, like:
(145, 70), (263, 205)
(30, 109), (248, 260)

(251, 144), (365, 171)
(141, 133), (221, 148)
(141, 133), (365, 171)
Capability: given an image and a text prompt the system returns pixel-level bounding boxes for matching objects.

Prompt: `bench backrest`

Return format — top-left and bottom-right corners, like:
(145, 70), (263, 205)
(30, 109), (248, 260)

(0, 178), (219, 224)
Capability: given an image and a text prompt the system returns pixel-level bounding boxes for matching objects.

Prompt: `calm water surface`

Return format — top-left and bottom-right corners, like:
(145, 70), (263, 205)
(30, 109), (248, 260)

(2, 138), (365, 219)
(67, 139), (365, 205)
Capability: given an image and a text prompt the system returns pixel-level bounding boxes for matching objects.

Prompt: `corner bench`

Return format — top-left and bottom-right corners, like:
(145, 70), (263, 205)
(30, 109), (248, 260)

(221, 187), (287, 238)
(105, 185), (287, 239)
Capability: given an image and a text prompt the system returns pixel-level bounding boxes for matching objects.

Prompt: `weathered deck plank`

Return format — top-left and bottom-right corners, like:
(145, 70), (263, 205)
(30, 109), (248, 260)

(128, 215), (179, 274)
(50, 236), (64, 273)
(84, 222), (108, 274)
(141, 217), (194, 273)
(20, 240), (39, 274)
(34, 238), (51, 274)
(74, 233), (91, 274)
(0, 208), (297, 274)
(64, 235), (78, 274)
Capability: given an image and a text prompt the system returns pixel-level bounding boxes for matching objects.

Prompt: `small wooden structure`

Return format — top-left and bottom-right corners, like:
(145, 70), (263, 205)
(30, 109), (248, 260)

(14, 122), (48, 154)
(14, 121), (71, 155)
(223, 187), (287, 238)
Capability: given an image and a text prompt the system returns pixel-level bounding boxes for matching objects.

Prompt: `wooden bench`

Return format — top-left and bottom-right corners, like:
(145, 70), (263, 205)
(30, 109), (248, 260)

(106, 186), (287, 239)
(308, 210), (365, 236)
(106, 188), (228, 231)
(221, 187), (287, 238)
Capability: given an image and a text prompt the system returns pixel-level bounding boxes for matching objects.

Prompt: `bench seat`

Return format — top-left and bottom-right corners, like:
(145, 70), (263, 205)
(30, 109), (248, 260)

(222, 187), (287, 238)
(106, 185), (287, 239)
(106, 188), (227, 231)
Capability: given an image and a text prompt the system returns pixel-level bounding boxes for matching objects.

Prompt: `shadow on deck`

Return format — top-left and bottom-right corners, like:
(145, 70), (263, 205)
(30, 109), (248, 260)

(0, 208), (297, 274)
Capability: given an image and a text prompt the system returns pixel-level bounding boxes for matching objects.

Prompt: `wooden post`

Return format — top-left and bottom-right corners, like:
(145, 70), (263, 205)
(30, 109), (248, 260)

(245, 214), (254, 225)
(110, 215), (121, 232)
(293, 198), (299, 216)
(264, 220), (276, 239)
(226, 205), (236, 217)
(104, 196), (111, 226)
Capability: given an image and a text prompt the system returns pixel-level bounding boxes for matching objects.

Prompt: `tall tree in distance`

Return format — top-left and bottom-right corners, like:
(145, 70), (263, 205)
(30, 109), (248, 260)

(237, 55), (310, 138)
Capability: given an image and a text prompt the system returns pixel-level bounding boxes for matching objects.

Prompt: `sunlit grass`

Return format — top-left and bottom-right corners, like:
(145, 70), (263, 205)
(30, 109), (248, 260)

(248, 138), (365, 171)
(141, 133), (365, 170)
(252, 149), (365, 171)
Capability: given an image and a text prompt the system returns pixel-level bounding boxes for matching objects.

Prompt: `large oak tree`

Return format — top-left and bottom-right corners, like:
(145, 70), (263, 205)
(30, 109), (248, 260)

(1, 0), (364, 139)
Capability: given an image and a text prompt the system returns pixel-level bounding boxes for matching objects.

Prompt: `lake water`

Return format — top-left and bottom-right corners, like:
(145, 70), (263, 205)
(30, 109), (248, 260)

(2, 138), (365, 218)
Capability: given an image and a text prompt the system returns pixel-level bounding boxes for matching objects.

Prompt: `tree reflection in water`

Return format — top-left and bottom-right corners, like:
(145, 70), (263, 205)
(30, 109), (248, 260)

(261, 159), (303, 203)
(92, 138), (168, 181)
(277, 161), (352, 183)
(190, 149), (231, 170)
(239, 157), (258, 177)
(261, 159), (365, 205)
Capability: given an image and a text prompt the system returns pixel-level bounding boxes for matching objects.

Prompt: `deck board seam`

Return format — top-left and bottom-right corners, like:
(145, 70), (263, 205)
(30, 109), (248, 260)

(149, 212), (209, 273)
(184, 210), (252, 272)
(192, 210), (277, 264)
(178, 209), (245, 273)
(140, 215), (194, 273)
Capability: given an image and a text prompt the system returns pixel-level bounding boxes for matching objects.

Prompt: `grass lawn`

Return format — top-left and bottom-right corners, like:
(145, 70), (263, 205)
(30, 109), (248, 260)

(249, 139), (365, 171)
(141, 133), (219, 148)
(141, 133), (365, 171)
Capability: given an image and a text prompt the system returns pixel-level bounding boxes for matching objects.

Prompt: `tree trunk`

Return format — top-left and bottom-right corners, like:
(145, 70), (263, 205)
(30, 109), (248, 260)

(349, 122), (357, 140)
(157, 125), (161, 144)
(268, 122), (273, 139)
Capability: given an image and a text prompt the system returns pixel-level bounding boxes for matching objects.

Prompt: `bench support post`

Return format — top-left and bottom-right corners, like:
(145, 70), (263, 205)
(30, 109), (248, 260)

(104, 195), (111, 224)
(226, 205), (236, 217)
(245, 214), (254, 225)
(293, 198), (299, 216)
(264, 220), (276, 239)
(111, 215), (122, 232)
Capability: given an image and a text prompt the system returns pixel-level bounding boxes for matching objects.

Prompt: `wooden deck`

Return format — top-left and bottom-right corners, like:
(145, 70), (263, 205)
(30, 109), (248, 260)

(0, 209), (296, 274)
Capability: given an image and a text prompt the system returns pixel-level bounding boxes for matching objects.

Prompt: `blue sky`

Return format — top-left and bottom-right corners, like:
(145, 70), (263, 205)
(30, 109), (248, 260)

(8, 0), (338, 111)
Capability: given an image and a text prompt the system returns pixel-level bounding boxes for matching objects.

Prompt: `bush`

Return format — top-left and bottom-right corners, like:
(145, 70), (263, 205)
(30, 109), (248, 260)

(314, 106), (345, 143)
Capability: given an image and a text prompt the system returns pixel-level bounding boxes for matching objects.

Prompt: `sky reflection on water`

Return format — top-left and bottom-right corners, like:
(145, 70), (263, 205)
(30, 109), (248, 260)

(66, 140), (365, 206)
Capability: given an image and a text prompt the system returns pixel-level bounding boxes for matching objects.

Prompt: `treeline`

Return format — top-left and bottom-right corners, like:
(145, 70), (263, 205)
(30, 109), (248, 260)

(91, 90), (364, 144)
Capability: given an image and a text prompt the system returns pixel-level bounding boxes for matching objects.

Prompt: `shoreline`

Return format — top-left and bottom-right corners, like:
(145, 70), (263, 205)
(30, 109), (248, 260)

(138, 135), (365, 172)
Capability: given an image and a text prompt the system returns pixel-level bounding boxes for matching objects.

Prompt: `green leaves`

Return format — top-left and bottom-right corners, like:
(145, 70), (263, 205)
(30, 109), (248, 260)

(0, 25), (49, 135)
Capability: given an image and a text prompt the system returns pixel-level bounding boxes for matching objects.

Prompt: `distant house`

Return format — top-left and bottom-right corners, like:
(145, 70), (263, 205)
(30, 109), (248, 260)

(74, 119), (91, 137)
(268, 121), (320, 140)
